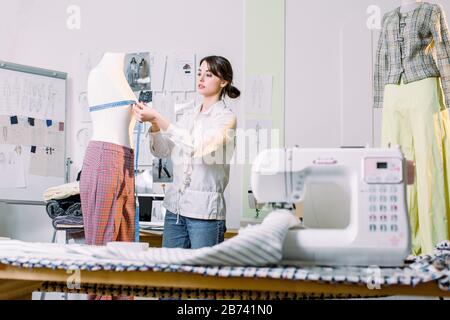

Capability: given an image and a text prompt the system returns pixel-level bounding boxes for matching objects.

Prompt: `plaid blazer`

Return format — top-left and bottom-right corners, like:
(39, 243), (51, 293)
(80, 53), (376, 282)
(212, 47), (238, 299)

(374, 2), (450, 109)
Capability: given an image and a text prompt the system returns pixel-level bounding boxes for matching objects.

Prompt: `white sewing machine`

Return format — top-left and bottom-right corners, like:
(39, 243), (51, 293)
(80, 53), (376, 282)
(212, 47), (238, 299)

(251, 147), (411, 267)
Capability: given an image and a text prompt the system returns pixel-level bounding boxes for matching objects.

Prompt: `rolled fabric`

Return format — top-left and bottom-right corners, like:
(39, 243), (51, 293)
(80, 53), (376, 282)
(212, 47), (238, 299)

(46, 201), (65, 220)
(65, 203), (82, 217)
(52, 214), (83, 229)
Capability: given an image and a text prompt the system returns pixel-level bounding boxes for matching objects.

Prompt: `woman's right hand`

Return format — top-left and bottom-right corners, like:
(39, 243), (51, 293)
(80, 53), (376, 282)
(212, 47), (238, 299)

(132, 102), (162, 133)
(133, 102), (171, 132)
(132, 102), (159, 123)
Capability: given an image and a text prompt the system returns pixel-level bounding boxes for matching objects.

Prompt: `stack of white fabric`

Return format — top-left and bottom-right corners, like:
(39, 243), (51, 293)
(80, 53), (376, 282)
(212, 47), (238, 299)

(0, 210), (299, 267)
(43, 181), (80, 202)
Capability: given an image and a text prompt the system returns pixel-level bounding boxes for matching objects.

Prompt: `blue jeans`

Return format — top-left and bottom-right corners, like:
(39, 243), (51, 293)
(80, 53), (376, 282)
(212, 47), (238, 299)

(162, 211), (226, 249)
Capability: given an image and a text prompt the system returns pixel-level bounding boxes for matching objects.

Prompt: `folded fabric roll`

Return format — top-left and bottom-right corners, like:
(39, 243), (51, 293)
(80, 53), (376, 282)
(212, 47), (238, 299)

(46, 198), (82, 221)
(52, 209), (83, 229)
(46, 201), (66, 220)
(43, 181), (80, 202)
(65, 203), (82, 217)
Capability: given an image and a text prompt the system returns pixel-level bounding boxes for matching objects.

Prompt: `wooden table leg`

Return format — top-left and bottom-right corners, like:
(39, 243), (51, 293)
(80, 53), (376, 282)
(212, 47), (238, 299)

(0, 280), (44, 300)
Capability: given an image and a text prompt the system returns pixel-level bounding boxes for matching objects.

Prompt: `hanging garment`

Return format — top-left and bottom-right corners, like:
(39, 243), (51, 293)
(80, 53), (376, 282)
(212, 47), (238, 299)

(80, 141), (135, 245)
(374, 2), (450, 109)
(382, 76), (450, 255)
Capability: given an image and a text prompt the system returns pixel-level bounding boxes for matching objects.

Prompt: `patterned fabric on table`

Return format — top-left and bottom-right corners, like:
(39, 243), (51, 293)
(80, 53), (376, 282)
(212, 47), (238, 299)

(0, 228), (449, 292)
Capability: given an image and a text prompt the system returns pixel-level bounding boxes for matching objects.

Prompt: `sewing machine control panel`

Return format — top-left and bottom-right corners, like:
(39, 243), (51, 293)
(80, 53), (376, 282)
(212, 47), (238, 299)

(364, 157), (403, 184)
(364, 157), (404, 234)
(364, 158), (403, 184)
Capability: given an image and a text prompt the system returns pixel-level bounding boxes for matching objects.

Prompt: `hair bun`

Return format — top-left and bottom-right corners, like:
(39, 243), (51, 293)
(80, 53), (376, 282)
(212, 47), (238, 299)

(227, 85), (241, 99)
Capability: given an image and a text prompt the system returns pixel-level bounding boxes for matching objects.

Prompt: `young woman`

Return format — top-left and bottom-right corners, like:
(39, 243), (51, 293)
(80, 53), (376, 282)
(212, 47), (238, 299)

(133, 56), (239, 249)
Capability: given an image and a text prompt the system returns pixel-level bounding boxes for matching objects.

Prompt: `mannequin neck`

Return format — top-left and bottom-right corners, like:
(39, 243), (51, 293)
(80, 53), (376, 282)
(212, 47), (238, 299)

(98, 52), (125, 72)
(400, 0), (422, 13)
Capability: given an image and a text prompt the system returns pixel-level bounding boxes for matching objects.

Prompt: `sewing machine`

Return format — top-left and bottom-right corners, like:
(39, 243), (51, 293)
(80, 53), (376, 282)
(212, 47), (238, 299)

(251, 147), (411, 267)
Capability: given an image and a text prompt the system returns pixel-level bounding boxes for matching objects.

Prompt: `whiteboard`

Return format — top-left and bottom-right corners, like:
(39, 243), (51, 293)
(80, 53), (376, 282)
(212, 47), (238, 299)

(0, 61), (67, 204)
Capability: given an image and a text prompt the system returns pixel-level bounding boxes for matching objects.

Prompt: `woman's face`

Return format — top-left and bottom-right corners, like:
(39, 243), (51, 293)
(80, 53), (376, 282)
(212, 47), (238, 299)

(197, 61), (227, 97)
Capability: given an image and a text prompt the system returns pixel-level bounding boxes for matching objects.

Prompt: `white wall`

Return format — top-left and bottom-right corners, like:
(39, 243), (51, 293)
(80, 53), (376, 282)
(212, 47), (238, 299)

(0, 0), (245, 240)
(5, 0), (450, 241)
(286, 0), (374, 148)
(286, 0), (450, 148)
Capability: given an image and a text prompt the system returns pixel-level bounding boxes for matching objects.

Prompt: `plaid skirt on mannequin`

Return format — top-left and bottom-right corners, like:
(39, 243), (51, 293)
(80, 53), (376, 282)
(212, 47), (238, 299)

(80, 141), (135, 245)
(80, 141), (136, 300)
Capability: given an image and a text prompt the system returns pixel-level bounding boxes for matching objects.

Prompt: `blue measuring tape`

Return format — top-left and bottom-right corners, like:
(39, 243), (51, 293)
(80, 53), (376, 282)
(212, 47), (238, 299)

(89, 100), (136, 113)
(134, 121), (141, 242)
(89, 99), (141, 242)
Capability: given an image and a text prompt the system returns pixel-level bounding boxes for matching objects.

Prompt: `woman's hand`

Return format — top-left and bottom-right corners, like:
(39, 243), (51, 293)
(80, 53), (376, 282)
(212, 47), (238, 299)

(132, 102), (171, 132)
(132, 102), (160, 123)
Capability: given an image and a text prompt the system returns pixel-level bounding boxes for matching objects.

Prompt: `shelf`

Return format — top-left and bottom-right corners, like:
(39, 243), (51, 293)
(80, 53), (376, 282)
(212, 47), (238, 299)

(137, 194), (165, 198)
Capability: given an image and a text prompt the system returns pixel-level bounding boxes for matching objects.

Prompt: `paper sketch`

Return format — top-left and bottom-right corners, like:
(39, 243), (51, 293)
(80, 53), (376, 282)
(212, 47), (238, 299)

(45, 129), (65, 150)
(29, 146), (64, 178)
(166, 53), (196, 92)
(29, 119), (46, 147)
(4, 118), (28, 146)
(0, 69), (65, 121)
(0, 144), (27, 188)
(29, 146), (47, 177)
(153, 93), (175, 123)
(149, 53), (167, 92)
(134, 128), (154, 167)
(46, 148), (65, 178)
(244, 119), (273, 163)
(245, 75), (273, 115)
(125, 52), (152, 93)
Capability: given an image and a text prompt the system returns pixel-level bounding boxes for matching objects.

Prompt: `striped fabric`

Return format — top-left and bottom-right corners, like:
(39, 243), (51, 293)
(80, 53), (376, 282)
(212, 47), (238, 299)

(0, 210), (298, 267)
(0, 229), (449, 292)
(374, 2), (450, 109)
(80, 141), (135, 245)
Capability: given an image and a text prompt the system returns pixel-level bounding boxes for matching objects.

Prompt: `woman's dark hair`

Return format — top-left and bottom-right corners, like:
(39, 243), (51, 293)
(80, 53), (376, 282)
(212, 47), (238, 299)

(200, 56), (241, 99)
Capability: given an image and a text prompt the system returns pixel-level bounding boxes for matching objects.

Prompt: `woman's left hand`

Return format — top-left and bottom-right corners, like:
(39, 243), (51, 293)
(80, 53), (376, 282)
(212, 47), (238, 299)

(133, 102), (160, 123)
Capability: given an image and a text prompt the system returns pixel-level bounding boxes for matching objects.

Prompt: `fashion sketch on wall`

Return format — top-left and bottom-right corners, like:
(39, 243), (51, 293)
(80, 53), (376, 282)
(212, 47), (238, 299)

(125, 52), (152, 102)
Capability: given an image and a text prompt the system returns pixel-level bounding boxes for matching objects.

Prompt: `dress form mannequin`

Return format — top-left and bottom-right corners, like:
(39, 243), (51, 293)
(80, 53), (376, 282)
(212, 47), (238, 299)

(375, 1), (450, 255)
(400, 0), (423, 13)
(88, 52), (136, 148)
(81, 51), (137, 252)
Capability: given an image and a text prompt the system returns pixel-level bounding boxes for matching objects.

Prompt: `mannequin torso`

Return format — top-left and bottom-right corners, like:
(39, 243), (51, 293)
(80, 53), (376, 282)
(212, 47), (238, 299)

(88, 52), (136, 148)
(400, 0), (423, 13)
